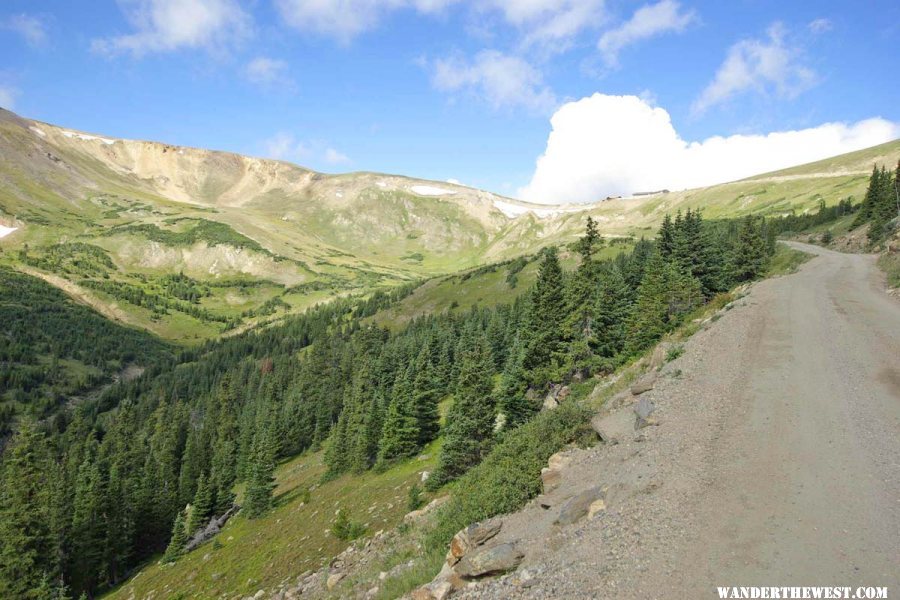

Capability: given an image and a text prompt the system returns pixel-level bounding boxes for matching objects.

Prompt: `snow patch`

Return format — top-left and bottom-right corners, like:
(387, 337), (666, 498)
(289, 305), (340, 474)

(410, 185), (455, 196)
(29, 126), (46, 137)
(0, 225), (18, 239)
(493, 199), (591, 219)
(62, 130), (116, 145)
(493, 200), (530, 218)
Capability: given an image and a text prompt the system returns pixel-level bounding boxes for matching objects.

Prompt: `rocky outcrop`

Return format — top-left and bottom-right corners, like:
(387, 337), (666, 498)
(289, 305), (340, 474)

(540, 451), (573, 493)
(404, 495), (449, 522)
(542, 384), (571, 410)
(447, 519), (503, 565)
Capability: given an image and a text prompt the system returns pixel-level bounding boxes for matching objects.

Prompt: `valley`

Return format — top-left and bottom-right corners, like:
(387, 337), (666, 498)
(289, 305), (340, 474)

(0, 109), (898, 600)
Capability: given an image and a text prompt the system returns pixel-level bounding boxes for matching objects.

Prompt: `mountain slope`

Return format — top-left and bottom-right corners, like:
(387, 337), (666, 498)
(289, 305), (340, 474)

(1, 108), (897, 342)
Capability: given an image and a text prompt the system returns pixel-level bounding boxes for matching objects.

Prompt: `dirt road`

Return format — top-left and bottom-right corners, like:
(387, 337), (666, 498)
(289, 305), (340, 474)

(461, 243), (900, 599)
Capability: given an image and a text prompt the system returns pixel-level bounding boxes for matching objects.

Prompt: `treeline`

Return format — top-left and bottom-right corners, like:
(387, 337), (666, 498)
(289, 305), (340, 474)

(853, 163), (900, 244)
(0, 211), (777, 599)
(763, 197), (857, 237)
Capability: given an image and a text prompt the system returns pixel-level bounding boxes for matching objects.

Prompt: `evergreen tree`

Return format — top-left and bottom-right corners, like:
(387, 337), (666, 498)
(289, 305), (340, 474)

(70, 452), (105, 594)
(522, 247), (567, 385)
(376, 367), (420, 466)
(732, 216), (769, 281)
(243, 420), (277, 518)
(853, 165), (881, 226)
(428, 337), (495, 489)
(161, 510), (188, 564)
(498, 336), (536, 429)
(625, 249), (669, 354)
(868, 166), (897, 243)
(657, 213), (675, 258)
(592, 266), (632, 360)
(0, 421), (56, 600)
(410, 345), (441, 446)
(186, 473), (213, 536)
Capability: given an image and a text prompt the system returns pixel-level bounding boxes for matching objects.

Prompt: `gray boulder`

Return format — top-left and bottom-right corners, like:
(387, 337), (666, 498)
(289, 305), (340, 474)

(634, 396), (657, 429)
(455, 543), (524, 578)
(555, 487), (606, 526)
(591, 409), (635, 444)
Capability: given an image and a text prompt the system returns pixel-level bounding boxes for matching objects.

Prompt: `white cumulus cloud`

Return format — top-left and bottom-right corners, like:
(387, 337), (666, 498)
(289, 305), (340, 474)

(519, 93), (899, 204)
(92, 0), (251, 56)
(431, 50), (556, 112)
(597, 0), (695, 67)
(692, 23), (816, 115)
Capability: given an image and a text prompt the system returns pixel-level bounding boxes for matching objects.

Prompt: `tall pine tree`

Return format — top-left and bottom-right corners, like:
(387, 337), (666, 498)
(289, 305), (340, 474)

(428, 336), (496, 489)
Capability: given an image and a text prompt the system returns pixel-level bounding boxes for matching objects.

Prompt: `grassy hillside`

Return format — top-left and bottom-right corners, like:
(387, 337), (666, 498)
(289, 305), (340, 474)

(106, 444), (440, 600)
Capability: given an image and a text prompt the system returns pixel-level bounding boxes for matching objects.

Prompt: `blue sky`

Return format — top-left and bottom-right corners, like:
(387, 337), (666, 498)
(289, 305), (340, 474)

(1, 0), (898, 203)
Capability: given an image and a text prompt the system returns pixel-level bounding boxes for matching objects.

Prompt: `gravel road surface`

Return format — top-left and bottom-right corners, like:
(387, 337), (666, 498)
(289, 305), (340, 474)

(459, 243), (900, 599)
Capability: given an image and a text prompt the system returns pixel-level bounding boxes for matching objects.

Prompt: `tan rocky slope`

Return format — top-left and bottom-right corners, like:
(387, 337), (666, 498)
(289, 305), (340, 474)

(3, 108), (896, 269)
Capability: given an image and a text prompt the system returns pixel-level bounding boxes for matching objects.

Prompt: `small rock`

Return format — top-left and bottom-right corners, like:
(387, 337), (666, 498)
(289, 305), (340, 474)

(634, 397), (658, 429)
(541, 467), (562, 493)
(421, 470), (431, 483)
(547, 451), (571, 471)
(326, 573), (344, 590)
(455, 543), (524, 578)
(253, 590), (265, 600)
(630, 371), (657, 395)
(555, 487), (606, 526)
(588, 498), (607, 519)
(591, 409), (635, 444)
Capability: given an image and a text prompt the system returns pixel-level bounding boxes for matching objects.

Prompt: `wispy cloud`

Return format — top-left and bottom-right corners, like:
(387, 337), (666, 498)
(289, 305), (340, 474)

(262, 132), (351, 168)
(597, 0), (696, 67)
(274, 0), (458, 44)
(430, 50), (556, 112)
(243, 57), (295, 89)
(274, 0), (605, 50)
(3, 14), (48, 47)
(324, 148), (350, 164)
(808, 18), (832, 34)
(0, 84), (20, 110)
(92, 0), (251, 56)
(692, 23), (817, 115)
(486, 0), (607, 51)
